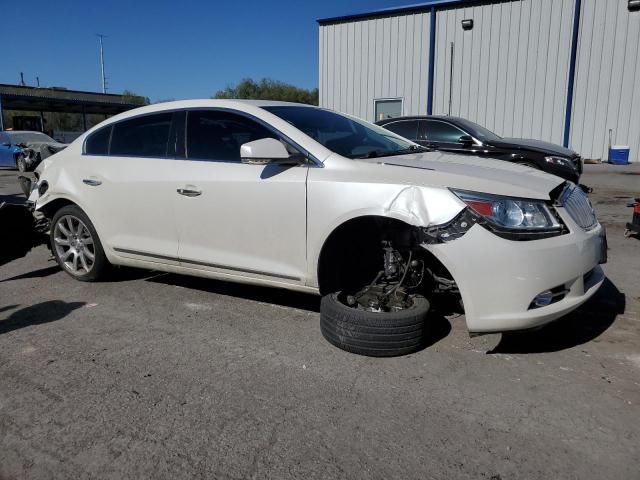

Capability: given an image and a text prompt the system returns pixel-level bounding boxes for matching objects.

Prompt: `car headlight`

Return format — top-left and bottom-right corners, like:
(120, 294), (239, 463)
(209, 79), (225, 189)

(545, 156), (575, 169)
(451, 189), (564, 238)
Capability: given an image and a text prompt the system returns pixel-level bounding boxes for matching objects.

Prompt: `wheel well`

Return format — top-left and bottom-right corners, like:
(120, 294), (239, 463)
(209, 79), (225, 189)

(317, 216), (415, 295)
(38, 198), (76, 219)
(317, 215), (459, 299)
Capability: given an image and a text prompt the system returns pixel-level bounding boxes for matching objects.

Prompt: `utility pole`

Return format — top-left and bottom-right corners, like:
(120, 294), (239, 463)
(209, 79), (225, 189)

(97, 34), (107, 93)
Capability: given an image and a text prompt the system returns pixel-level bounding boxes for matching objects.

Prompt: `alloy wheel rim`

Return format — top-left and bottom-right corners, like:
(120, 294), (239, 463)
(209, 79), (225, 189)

(53, 215), (96, 275)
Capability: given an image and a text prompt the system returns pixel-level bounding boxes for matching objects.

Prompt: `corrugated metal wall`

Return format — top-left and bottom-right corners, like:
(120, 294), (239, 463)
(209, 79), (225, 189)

(432, 0), (576, 145)
(319, 12), (431, 121)
(319, 0), (640, 161)
(570, 0), (640, 162)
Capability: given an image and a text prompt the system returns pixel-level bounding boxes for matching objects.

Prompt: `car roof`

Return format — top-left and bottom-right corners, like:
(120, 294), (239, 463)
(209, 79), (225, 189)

(88, 99), (321, 129)
(377, 115), (465, 124)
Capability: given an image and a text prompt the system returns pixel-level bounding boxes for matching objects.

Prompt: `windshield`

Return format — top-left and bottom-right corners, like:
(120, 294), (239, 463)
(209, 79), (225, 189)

(263, 106), (421, 159)
(453, 118), (502, 142)
(8, 132), (55, 144)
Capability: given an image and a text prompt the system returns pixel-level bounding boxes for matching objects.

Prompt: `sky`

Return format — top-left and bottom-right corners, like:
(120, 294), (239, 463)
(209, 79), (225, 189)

(2, 0), (413, 102)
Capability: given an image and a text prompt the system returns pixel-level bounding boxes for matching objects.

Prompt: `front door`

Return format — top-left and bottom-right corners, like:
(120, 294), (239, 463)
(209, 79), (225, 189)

(173, 109), (308, 284)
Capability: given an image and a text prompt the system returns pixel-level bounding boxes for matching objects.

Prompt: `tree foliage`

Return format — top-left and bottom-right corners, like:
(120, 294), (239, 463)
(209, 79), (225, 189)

(214, 78), (318, 105)
(122, 90), (150, 105)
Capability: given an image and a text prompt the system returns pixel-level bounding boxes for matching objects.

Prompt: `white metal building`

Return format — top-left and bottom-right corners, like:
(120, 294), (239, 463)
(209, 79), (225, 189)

(318, 0), (640, 162)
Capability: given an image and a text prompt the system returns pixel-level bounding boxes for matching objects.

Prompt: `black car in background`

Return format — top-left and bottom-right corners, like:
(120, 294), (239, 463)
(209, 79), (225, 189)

(376, 116), (582, 183)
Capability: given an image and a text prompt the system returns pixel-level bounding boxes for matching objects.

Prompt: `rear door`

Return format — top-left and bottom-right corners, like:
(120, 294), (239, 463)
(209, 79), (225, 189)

(173, 109), (308, 284)
(80, 112), (182, 263)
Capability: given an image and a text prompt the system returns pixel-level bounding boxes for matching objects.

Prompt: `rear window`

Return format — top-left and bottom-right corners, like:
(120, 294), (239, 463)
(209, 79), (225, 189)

(85, 126), (111, 155)
(110, 113), (172, 157)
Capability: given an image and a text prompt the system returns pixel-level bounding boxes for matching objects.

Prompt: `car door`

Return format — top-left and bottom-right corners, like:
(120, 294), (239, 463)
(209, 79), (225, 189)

(79, 111), (182, 264)
(419, 120), (476, 153)
(382, 120), (420, 142)
(0, 133), (15, 167)
(173, 109), (308, 284)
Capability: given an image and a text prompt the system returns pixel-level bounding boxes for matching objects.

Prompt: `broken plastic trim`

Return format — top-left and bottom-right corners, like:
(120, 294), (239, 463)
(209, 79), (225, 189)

(421, 209), (477, 244)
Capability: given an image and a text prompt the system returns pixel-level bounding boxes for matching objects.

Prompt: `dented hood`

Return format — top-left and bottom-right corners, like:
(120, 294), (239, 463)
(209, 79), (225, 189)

(360, 151), (565, 200)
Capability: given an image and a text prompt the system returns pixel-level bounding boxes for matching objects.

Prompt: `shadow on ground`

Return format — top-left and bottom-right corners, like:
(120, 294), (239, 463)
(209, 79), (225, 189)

(1, 265), (60, 282)
(490, 278), (624, 354)
(0, 300), (85, 335)
(148, 273), (322, 312)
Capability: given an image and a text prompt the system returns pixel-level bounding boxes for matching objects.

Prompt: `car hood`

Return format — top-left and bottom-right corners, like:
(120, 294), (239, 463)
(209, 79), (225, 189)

(358, 151), (565, 200)
(491, 138), (577, 157)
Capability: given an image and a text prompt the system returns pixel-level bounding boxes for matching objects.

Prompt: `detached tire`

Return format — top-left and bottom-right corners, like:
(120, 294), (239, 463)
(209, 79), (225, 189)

(320, 293), (430, 357)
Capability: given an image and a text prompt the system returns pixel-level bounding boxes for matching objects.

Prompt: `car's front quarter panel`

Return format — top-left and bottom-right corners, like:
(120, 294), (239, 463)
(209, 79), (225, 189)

(306, 154), (466, 287)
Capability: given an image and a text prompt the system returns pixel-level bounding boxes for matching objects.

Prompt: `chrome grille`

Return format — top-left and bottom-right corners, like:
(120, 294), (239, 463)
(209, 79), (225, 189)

(560, 184), (598, 230)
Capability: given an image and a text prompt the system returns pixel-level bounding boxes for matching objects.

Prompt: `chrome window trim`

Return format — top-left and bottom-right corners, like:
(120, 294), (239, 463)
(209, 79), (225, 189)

(83, 107), (322, 167)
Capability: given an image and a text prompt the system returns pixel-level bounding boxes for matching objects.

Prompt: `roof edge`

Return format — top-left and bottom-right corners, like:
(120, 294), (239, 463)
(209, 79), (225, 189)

(317, 0), (474, 25)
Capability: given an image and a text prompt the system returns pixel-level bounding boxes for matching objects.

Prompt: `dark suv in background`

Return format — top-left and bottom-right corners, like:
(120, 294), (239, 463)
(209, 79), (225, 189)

(376, 116), (582, 183)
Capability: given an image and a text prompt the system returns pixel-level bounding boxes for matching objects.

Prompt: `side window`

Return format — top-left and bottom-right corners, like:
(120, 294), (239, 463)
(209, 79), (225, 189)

(424, 121), (466, 143)
(110, 112), (172, 157)
(85, 126), (112, 155)
(186, 110), (276, 162)
(384, 121), (419, 140)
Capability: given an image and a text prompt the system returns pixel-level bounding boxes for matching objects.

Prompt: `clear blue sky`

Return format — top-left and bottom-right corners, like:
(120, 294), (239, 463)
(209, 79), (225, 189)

(2, 0), (411, 102)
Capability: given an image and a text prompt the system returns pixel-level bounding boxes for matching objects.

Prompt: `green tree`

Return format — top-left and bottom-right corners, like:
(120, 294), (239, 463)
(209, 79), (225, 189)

(214, 78), (318, 105)
(122, 90), (150, 105)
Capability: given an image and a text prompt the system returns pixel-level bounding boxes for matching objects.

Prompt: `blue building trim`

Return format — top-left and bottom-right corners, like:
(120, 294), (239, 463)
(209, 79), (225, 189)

(563, 0), (582, 148)
(318, 0), (472, 25)
(427, 6), (437, 114)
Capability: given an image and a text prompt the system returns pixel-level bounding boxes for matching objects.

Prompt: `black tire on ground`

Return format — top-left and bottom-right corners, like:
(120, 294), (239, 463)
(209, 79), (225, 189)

(50, 205), (111, 281)
(16, 154), (29, 172)
(320, 293), (430, 357)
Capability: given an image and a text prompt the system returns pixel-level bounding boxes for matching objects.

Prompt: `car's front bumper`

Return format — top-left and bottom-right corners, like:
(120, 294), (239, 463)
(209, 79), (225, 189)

(425, 210), (605, 333)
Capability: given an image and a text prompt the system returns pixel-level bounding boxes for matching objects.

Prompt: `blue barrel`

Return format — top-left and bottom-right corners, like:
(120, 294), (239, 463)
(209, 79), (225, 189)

(609, 146), (630, 165)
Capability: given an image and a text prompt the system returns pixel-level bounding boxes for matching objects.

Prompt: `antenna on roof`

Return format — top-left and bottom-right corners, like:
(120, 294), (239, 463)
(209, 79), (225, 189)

(20, 72), (26, 86)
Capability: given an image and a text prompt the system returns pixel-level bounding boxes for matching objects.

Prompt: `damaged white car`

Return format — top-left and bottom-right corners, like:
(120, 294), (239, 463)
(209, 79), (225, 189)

(29, 100), (607, 356)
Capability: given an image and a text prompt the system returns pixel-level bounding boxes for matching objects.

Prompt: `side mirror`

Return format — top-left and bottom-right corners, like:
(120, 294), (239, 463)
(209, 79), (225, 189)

(240, 138), (301, 165)
(1, 142), (11, 147)
(458, 135), (474, 147)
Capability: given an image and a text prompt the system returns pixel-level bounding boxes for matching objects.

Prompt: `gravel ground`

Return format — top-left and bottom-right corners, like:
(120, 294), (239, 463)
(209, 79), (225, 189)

(0, 164), (639, 480)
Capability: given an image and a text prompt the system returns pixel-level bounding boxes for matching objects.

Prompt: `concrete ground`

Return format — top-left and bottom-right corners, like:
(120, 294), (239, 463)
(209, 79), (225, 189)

(0, 164), (639, 480)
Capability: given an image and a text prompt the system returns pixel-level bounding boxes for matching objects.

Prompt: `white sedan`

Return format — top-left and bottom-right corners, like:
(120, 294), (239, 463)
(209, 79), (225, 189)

(29, 100), (606, 356)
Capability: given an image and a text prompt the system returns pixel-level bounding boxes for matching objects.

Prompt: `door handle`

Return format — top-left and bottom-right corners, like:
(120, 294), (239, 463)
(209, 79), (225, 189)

(83, 178), (102, 186)
(177, 187), (202, 197)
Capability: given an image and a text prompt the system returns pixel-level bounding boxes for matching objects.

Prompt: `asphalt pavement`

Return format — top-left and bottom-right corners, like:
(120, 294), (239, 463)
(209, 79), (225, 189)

(0, 165), (639, 480)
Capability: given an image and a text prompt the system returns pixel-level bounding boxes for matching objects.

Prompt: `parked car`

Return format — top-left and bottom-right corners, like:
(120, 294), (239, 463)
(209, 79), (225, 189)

(29, 100), (606, 356)
(376, 116), (583, 183)
(0, 130), (67, 172)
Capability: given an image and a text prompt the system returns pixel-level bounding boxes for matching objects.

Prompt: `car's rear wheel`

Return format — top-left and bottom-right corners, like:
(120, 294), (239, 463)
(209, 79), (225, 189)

(320, 293), (430, 357)
(50, 205), (110, 281)
(16, 154), (29, 172)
